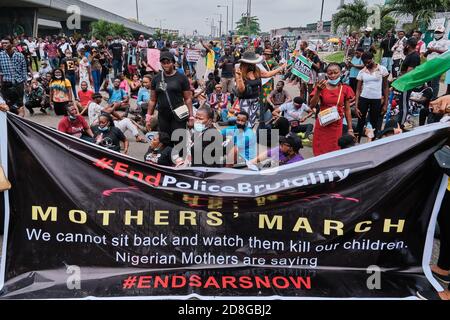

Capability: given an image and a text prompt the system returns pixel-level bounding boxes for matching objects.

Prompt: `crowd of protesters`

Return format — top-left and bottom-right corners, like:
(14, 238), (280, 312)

(0, 26), (449, 167)
(0, 23), (450, 301)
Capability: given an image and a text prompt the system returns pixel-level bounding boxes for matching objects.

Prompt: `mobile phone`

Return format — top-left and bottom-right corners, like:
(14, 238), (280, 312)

(318, 73), (327, 82)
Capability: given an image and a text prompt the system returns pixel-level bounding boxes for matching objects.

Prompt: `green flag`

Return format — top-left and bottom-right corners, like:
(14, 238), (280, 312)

(392, 51), (450, 92)
(291, 55), (313, 82)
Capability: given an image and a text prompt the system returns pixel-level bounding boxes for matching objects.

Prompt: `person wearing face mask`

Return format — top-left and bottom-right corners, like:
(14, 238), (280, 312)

(92, 113), (129, 154)
(144, 132), (173, 166)
(354, 52), (389, 142)
(49, 68), (73, 116)
(310, 63), (355, 156)
(221, 111), (257, 167)
(60, 49), (79, 99)
(57, 103), (94, 142)
(425, 26), (449, 99)
(391, 30), (407, 79)
(189, 107), (221, 167)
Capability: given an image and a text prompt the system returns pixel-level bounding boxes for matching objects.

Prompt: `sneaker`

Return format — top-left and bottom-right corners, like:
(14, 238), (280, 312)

(432, 271), (450, 284)
(416, 290), (442, 300)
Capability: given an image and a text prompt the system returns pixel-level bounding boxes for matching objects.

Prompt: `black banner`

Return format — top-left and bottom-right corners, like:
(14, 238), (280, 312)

(0, 113), (449, 299)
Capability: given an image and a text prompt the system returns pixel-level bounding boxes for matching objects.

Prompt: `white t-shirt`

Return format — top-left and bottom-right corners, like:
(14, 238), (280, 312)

(357, 65), (389, 100)
(279, 102), (311, 121)
(427, 38), (449, 60)
(88, 102), (103, 126)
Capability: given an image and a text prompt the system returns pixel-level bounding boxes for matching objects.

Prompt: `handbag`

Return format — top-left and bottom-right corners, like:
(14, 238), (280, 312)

(160, 71), (189, 122)
(318, 85), (343, 127)
(0, 165), (11, 192)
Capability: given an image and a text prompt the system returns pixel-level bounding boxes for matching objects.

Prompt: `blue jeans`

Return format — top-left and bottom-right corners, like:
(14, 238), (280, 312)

(381, 57), (393, 74)
(112, 59), (123, 78)
(66, 73), (78, 99)
(49, 57), (59, 70)
(92, 69), (102, 93)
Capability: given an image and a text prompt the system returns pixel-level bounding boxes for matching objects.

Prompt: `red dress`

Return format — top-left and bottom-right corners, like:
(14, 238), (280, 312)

(311, 85), (355, 156)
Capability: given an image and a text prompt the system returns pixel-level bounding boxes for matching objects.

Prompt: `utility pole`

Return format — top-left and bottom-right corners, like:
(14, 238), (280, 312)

(135, 0), (139, 22)
(320, 0), (325, 22)
(231, 0), (234, 33)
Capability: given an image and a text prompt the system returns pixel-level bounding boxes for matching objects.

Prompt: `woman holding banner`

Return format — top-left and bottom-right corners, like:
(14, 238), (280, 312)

(310, 63), (355, 157)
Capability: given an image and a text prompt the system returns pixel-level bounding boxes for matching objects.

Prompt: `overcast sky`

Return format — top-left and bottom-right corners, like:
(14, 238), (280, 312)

(82, 0), (383, 35)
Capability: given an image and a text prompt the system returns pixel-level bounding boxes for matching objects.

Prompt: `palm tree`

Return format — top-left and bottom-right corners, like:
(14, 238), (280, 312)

(388, 0), (450, 31)
(332, 0), (371, 33)
(236, 16), (261, 36)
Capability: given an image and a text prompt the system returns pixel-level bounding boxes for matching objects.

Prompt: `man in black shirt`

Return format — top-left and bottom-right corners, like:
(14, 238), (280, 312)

(218, 47), (235, 103)
(398, 37), (421, 128)
(380, 30), (396, 74)
(109, 38), (123, 78)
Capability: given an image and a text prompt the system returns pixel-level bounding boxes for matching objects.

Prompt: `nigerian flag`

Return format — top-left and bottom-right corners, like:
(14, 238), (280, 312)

(392, 51), (450, 92)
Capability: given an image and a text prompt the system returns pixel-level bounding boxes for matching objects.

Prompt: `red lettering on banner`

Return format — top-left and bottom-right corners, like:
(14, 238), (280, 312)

(145, 173), (161, 187)
(221, 276), (238, 289)
(94, 158), (114, 170)
(255, 276), (271, 289)
(189, 275), (202, 288)
(289, 276), (311, 289)
(137, 276), (152, 289)
(204, 276), (221, 289)
(239, 276), (254, 289)
(172, 276), (187, 288)
(114, 162), (129, 177)
(154, 276), (169, 288)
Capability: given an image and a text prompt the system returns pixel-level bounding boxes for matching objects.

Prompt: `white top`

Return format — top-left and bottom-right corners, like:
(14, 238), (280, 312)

(88, 102), (103, 126)
(357, 65), (389, 100)
(427, 38), (449, 60)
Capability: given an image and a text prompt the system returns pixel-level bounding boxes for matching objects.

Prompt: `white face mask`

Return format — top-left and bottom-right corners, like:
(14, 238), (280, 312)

(435, 33), (444, 40)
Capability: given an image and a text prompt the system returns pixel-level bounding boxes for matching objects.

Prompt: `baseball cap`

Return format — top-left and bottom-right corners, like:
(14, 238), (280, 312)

(280, 135), (303, 152)
(160, 51), (176, 63)
(365, 27), (373, 32)
(435, 25), (446, 33)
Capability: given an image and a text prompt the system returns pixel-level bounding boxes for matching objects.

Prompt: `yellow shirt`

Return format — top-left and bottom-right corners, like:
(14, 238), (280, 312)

(206, 50), (215, 70)
(447, 177), (450, 191)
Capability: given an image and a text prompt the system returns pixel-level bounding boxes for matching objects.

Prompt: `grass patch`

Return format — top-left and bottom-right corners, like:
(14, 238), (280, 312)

(324, 51), (345, 64)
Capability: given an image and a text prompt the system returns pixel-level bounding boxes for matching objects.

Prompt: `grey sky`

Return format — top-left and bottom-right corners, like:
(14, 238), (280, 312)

(82, 0), (382, 35)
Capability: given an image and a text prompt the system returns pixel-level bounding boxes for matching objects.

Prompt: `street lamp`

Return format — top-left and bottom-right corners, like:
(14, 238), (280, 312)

(217, 4), (229, 36)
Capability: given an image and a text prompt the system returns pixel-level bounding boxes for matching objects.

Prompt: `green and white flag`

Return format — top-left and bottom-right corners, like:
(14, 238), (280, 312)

(392, 51), (450, 92)
(291, 55), (313, 82)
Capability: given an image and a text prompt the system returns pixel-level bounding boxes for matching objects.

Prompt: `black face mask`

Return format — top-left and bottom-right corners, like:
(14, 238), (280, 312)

(236, 123), (246, 130)
(247, 65), (256, 72)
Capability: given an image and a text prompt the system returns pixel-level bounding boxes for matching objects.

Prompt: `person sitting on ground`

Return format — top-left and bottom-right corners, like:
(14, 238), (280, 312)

(57, 103), (94, 142)
(129, 74), (141, 99)
(251, 134), (304, 168)
(91, 112), (129, 154)
(205, 73), (217, 98)
(189, 107), (222, 167)
(338, 133), (356, 149)
(38, 60), (52, 79)
(25, 79), (47, 115)
(88, 93), (147, 143)
(118, 73), (130, 94)
(208, 83), (229, 122)
(272, 96), (314, 139)
(144, 132), (174, 167)
(221, 111), (257, 167)
(76, 80), (94, 115)
(103, 77), (130, 113)
(375, 118), (403, 140)
(137, 74), (154, 127)
(267, 81), (292, 111)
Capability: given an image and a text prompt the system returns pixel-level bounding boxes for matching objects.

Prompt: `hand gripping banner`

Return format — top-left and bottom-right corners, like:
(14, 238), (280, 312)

(0, 113), (449, 299)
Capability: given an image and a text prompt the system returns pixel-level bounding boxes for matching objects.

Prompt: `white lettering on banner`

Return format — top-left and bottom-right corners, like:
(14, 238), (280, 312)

(160, 169), (351, 195)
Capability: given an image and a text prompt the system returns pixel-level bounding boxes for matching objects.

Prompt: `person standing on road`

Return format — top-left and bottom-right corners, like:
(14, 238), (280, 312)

(218, 47), (235, 104)
(0, 37), (27, 117)
(379, 30), (396, 75)
(49, 68), (74, 116)
(109, 37), (124, 78)
(200, 39), (216, 81)
(391, 30), (407, 79)
(425, 26), (449, 99)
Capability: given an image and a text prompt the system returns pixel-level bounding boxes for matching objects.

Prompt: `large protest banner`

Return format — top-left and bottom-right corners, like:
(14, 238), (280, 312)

(0, 113), (449, 299)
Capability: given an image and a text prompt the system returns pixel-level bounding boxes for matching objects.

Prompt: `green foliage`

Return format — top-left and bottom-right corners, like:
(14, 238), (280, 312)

(236, 16), (261, 36)
(90, 20), (132, 40)
(332, 0), (371, 33)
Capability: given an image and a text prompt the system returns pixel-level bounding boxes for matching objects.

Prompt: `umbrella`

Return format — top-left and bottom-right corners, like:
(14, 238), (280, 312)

(327, 38), (340, 43)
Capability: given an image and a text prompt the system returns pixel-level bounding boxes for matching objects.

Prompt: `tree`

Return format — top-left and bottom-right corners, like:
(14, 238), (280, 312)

(332, 0), (371, 33)
(235, 16), (261, 36)
(90, 20), (133, 40)
(388, 0), (450, 32)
